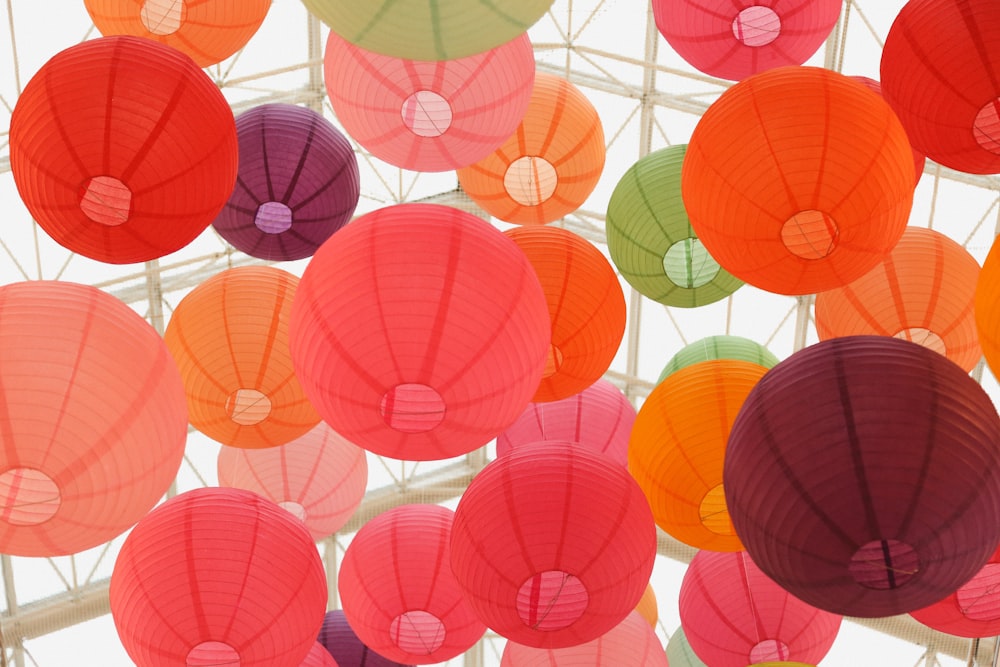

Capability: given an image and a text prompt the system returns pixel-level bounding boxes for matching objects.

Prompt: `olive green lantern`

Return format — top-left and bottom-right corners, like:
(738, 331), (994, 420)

(658, 334), (779, 383)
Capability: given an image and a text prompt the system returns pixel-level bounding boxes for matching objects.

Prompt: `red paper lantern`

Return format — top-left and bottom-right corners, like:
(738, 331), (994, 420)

(110, 487), (328, 667)
(289, 203), (550, 461)
(9, 36), (238, 264)
(450, 442), (657, 649)
(911, 545), (1000, 638)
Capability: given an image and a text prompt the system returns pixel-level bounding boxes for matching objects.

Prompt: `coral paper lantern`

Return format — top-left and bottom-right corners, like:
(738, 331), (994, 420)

(318, 610), (411, 667)
(658, 335), (779, 382)
(457, 73), (605, 225)
(0, 281), (187, 557)
(724, 336), (1000, 617)
(213, 103), (360, 261)
(9, 36), (238, 264)
(109, 487), (327, 667)
(816, 226), (982, 372)
(84, 0), (270, 67)
(682, 66), (915, 295)
(881, 0), (1000, 174)
(450, 442), (657, 649)
(324, 32), (535, 172)
(300, 643), (338, 667)
(165, 266), (320, 449)
(666, 627), (707, 667)
(910, 545), (1000, 638)
(289, 203), (550, 461)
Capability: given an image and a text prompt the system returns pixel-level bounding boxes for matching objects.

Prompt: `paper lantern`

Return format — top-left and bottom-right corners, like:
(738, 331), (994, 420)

(724, 336), (1000, 617)
(850, 76), (927, 185)
(301, 0), (553, 61)
(323, 32), (535, 172)
(0, 281), (187, 557)
(217, 421), (368, 540)
(605, 145), (743, 307)
(165, 266), (320, 449)
(84, 0), (270, 67)
(289, 203), (550, 461)
(666, 628), (707, 667)
(212, 103), (360, 261)
(505, 226), (626, 402)
(682, 66), (915, 295)
(339, 504), (486, 664)
(634, 584), (659, 629)
(881, 0), (1000, 174)
(9, 36), (238, 264)
(658, 335), (779, 382)
(910, 545), (1000, 638)
(652, 0), (841, 81)
(816, 226), (982, 372)
(317, 610), (410, 667)
(679, 550), (842, 667)
(457, 73), (605, 225)
(109, 487), (327, 667)
(300, 643), (338, 667)
(450, 441), (657, 649)
(974, 234), (1000, 379)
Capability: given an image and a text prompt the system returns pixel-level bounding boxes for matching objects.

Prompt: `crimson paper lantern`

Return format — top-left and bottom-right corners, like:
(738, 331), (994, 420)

(658, 334), (779, 382)
(289, 203), (550, 461)
(318, 610), (410, 667)
(910, 545), (1000, 637)
(0, 281), (187, 557)
(682, 66), (915, 295)
(725, 336), (1000, 617)
(450, 442), (657, 649)
(110, 487), (327, 667)
(324, 32), (535, 172)
(212, 103), (360, 261)
(9, 36), (238, 264)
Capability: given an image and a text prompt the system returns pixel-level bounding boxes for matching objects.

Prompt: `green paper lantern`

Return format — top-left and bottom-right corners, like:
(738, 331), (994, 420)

(658, 335), (779, 383)
(665, 627), (707, 667)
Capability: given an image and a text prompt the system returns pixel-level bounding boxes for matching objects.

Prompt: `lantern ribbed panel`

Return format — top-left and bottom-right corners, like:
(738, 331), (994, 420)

(289, 203), (550, 461)
(9, 36), (238, 264)
(217, 421), (368, 540)
(881, 0), (1000, 175)
(165, 266), (320, 449)
(910, 546), (1000, 637)
(850, 76), (927, 185)
(679, 551), (842, 667)
(682, 66), (915, 295)
(635, 584), (658, 629)
(318, 610), (411, 667)
(629, 360), (767, 552)
(109, 487), (328, 667)
(450, 442), (657, 649)
(652, 0), (842, 81)
(212, 103), (360, 262)
(666, 627), (707, 667)
(605, 145), (743, 308)
(301, 643), (339, 667)
(457, 73), (605, 226)
(339, 505), (486, 664)
(0, 281), (187, 557)
(504, 227), (626, 402)
(815, 226), (982, 372)
(84, 0), (270, 67)
(658, 335), (779, 382)
(301, 0), (553, 61)
(323, 32), (535, 172)
(724, 336), (1000, 617)
(974, 230), (1000, 379)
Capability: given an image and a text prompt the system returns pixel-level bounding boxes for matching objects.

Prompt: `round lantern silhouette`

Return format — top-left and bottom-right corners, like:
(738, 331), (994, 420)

(725, 336), (1000, 617)
(0, 281), (187, 557)
(165, 266), (320, 449)
(658, 335), (779, 382)
(666, 627), (707, 667)
(458, 73), (605, 225)
(109, 487), (328, 667)
(289, 203), (551, 461)
(450, 441), (657, 649)
(324, 32), (535, 172)
(318, 610), (410, 667)
(682, 66), (915, 295)
(910, 545), (1000, 638)
(974, 234), (1000, 380)
(212, 103), (360, 261)
(9, 36), (238, 264)
(850, 76), (927, 185)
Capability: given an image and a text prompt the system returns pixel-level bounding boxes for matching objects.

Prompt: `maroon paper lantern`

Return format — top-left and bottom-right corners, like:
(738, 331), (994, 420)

(724, 336), (1000, 617)
(318, 610), (411, 667)
(910, 545), (1000, 638)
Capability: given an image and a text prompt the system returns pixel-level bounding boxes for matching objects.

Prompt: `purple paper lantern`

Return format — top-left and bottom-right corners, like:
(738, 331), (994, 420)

(317, 610), (411, 667)
(213, 103), (360, 261)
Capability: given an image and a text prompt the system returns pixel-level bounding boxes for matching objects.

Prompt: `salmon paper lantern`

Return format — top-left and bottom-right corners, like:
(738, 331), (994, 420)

(910, 545), (1000, 638)
(110, 487), (327, 667)
(458, 73), (605, 225)
(682, 66), (915, 295)
(9, 36), (237, 264)
(724, 336), (1000, 617)
(816, 226), (982, 372)
(165, 266), (320, 449)
(450, 442), (657, 649)
(605, 144), (743, 308)
(881, 0), (1000, 174)
(652, 0), (841, 81)
(324, 32), (535, 172)
(0, 281), (187, 557)
(84, 0), (270, 66)
(850, 76), (927, 185)
(658, 335), (779, 382)
(212, 103), (360, 261)
(300, 643), (338, 667)
(318, 610), (410, 667)
(974, 234), (1000, 379)
(666, 627), (707, 667)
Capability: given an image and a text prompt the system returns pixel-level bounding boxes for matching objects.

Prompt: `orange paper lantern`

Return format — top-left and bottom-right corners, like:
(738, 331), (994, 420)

(635, 584), (659, 629)
(975, 234), (1000, 379)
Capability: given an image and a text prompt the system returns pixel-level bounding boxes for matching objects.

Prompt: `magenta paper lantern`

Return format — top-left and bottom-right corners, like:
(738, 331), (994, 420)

(324, 31), (535, 172)
(450, 441), (657, 649)
(318, 610), (411, 667)
(910, 545), (1000, 638)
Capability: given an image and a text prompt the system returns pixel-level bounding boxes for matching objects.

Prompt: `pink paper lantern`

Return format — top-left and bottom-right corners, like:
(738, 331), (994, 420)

(300, 643), (339, 667)
(910, 545), (1000, 638)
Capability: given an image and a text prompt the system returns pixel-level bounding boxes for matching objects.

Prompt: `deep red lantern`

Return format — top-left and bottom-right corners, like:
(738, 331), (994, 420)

(910, 545), (1000, 638)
